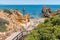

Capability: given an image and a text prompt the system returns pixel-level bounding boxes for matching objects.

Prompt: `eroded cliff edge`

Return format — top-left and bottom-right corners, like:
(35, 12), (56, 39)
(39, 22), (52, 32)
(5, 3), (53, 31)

(0, 10), (30, 40)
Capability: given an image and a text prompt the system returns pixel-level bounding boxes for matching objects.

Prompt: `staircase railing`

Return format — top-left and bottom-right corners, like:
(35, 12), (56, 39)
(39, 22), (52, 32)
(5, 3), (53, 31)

(5, 30), (31, 40)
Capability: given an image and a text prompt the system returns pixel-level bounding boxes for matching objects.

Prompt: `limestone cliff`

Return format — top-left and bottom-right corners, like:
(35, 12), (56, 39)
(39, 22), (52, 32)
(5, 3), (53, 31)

(0, 10), (30, 40)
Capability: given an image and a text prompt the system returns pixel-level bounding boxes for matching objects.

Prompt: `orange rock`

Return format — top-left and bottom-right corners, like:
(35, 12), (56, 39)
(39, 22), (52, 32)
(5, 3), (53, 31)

(16, 14), (30, 24)
(24, 14), (30, 22)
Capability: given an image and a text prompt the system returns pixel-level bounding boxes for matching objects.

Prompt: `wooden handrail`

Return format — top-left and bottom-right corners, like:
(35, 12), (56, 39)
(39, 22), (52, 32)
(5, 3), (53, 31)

(5, 30), (31, 40)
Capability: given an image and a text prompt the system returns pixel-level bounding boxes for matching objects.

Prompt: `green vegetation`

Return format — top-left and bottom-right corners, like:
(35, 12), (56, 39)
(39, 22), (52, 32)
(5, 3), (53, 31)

(3, 9), (12, 15)
(0, 18), (9, 32)
(25, 15), (60, 40)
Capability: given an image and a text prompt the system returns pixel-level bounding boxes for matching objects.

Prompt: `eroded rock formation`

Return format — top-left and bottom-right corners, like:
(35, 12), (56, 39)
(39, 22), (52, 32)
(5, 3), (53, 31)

(0, 10), (30, 40)
(42, 6), (60, 17)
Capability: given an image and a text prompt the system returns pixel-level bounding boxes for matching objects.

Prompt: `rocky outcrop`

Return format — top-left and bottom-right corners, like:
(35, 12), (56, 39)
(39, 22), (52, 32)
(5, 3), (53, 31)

(0, 10), (30, 40)
(42, 6), (60, 17)
(0, 10), (30, 31)
(51, 10), (60, 16)
(24, 14), (30, 22)
(42, 6), (52, 17)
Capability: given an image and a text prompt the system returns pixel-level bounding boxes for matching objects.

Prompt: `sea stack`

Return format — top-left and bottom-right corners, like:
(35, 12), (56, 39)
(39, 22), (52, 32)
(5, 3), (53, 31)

(42, 6), (52, 17)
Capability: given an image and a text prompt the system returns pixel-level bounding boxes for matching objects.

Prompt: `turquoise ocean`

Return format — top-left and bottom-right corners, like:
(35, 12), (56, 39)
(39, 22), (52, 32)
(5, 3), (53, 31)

(0, 5), (60, 18)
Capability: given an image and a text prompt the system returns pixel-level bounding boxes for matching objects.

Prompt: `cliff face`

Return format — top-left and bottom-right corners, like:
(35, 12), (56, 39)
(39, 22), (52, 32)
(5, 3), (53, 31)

(0, 10), (30, 40)
(16, 14), (30, 24)
(42, 6), (60, 17)
(0, 10), (30, 32)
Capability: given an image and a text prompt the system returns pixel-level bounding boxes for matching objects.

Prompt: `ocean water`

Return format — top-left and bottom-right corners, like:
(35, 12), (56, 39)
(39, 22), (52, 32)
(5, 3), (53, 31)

(0, 5), (60, 18)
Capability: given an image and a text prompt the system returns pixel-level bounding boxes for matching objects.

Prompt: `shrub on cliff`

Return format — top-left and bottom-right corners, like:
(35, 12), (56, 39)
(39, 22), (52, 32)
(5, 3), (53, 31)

(51, 15), (60, 25)
(0, 18), (9, 32)
(3, 9), (12, 15)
